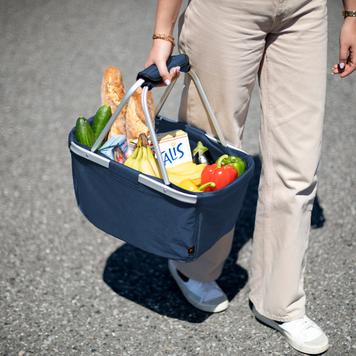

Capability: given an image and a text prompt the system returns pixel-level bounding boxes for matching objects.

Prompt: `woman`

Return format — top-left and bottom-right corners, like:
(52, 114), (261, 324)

(145, 1), (356, 354)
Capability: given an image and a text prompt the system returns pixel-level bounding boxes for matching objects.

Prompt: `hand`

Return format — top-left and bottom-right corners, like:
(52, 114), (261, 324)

(145, 39), (180, 85)
(332, 17), (356, 77)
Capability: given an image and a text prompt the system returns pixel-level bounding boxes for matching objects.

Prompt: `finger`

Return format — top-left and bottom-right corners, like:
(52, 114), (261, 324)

(174, 68), (181, 79)
(169, 66), (181, 80)
(340, 63), (356, 78)
(339, 43), (350, 71)
(156, 60), (171, 85)
(331, 64), (340, 74)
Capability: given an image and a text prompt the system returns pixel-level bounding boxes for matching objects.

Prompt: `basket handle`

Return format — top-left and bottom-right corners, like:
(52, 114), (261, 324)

(92, 54), (229, 187)
(140, 56), (229, 185)
(137, 54), (191, 89)
(137, 54), (227, 149)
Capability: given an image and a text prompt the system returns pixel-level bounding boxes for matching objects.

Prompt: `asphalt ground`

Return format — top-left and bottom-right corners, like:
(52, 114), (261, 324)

(0, 1), (355, 355)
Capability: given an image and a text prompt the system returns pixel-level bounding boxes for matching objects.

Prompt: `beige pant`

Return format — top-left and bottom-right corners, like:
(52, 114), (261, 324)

(175, 0), (327, 322)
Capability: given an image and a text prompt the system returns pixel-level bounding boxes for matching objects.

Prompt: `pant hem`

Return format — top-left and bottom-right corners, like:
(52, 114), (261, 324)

(249, 297), (305, 323)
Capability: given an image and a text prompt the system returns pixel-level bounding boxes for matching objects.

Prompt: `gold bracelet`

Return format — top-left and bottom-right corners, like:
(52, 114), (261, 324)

(152, 33), (175, 47)
(343, 10), (356, 18)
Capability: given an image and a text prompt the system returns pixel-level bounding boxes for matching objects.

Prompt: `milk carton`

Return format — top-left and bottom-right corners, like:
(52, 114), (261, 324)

(157, 130), (192, 167)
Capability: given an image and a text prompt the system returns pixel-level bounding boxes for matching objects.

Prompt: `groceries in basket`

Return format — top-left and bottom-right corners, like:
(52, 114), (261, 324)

(74, 64), (155, 155)
(128, 129), (192, 168)
(74, 104), (112, 148)
(124, 133), (161, 178)
(168, 143), (248, 193)
(75, 117), (95, 148)
(98, 135), (128, 163)
(166, 161), (206, 186)
(177, 179), (216, 192)
(192, 141), (214, 164)
(73, 63), (247, 193)
(200, 155), (238, 191)
(101, 65), (155, 140)
(92, 105), (112, 140)
(156, 130), (192, 167)
(101, 65), (126, 137)
(218, 154), (246, 176)
(167, 154), (244, 193)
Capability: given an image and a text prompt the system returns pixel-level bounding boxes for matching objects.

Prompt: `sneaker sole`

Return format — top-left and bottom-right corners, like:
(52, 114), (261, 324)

(252, 306), (329, 355)
(168, 261), (229, 313)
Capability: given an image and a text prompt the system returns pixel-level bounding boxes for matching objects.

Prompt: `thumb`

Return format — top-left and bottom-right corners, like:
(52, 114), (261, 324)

(156, 60), (172, 86)
(339, 42), (349, 70)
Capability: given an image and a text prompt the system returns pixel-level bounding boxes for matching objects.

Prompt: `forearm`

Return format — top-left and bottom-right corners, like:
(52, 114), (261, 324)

(154, 0), (183, 35)
(333, 0), (356, 77)
(343, 0), (356, 10)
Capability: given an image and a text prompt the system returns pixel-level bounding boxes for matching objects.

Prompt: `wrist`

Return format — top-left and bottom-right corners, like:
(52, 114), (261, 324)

(343, 16), (356, 25)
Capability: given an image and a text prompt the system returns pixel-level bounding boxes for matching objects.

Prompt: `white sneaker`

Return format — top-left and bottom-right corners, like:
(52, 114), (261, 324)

(168, 260), (229, 313)
(252, 305), (329, 355)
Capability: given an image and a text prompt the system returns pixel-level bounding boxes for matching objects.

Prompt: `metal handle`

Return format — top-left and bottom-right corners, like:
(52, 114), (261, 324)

(142, 69), (229, 185)
(142, 86), (171, 185)
(187, 70), (228, 147)
(155, 70), (228, 147)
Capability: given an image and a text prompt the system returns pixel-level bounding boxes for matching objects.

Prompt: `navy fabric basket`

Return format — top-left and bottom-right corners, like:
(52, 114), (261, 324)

(69, 55), (254, 261)
(69, 116), (254, 261)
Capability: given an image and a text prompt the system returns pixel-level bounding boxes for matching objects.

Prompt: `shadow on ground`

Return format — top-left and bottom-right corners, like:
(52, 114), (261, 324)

(102, 156), (261, 322)
(102, 155), (325, 322)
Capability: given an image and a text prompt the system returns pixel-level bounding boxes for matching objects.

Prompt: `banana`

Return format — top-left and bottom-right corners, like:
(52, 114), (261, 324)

(138, 147), (157, 177)
(125, 133), (161, 178)
(133, 146), (143, 171)
(131, 147), (139, 159)
(147, 146), (162, 178)
(124, 145), (142, 171)
(136, 133), (161, 178)
(124, 149), (137, 169)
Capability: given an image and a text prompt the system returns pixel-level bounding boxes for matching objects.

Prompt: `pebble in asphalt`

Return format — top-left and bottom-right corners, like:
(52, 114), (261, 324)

(0, 0), (355, 355)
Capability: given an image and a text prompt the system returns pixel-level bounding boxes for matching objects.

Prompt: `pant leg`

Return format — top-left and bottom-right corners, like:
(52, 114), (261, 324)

(249, 0), (328, 322)
(175, 0), (270, 281)
(174, 228), (235, 282)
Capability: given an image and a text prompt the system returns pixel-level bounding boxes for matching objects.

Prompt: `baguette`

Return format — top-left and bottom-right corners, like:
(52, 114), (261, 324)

(126, 87), (155, 140)
(101, 65), (126, 138)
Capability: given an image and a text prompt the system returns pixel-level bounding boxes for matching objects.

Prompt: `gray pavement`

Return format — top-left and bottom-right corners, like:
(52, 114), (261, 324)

(0, 0), (355, 355)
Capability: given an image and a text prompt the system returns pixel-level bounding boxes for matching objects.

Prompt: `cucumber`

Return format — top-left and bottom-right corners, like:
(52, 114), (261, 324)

(75, 117), (94, 147)
(92, 104), (112, 140)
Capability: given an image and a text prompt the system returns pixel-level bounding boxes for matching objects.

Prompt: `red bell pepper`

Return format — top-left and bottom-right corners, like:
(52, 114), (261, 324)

(200, 155), (238, 191)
